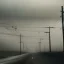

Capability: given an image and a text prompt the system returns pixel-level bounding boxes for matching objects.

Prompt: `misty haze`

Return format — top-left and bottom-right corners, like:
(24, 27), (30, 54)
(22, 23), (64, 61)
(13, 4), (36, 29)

(0, 0), (64, 64)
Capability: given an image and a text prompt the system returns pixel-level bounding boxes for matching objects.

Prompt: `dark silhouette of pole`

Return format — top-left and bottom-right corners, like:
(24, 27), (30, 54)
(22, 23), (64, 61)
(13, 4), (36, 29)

(26, 46), (28, 52)
(38, 38), (43, 52)
(61, 6), (64, 51)
(39, 41), (41, 52)
(21, 42), (24, 51)
(44, 26), (55, 52)
(23, 42), (24, 51)
(20, 34), (21, 54)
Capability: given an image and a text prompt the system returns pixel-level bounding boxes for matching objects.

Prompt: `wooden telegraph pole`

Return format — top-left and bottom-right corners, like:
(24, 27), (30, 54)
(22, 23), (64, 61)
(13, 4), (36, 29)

(38, 38), (43, 52)
(61, 6), (64, 51)
(44, 26), (55, 52)
(20, 34), (21, 54)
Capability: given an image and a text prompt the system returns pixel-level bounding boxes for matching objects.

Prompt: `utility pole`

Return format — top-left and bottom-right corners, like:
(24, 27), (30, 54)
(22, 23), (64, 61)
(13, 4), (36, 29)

(20, 34), (21, 54)
(26, 46), (28, 52)
(38, 38), (43, 52)
(39, 41), (41, 52)
(44, 26), (55, 52)
(61, 6), (64, 51)
(23, 42), (24, 51)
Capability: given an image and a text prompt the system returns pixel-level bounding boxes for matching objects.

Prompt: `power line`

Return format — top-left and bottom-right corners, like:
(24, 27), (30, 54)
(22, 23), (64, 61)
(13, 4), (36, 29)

(0, 23), (17, 31)
(18, 27), (61, 28)
(19, 29), (61, 32)
(0, 32), (45, 37)
(23, 35), (46, 38)
(18, 27), (61, 32)
(0, 32), (19, 36)
(19, 30), (45, 32)
(0, 32), (22, 54)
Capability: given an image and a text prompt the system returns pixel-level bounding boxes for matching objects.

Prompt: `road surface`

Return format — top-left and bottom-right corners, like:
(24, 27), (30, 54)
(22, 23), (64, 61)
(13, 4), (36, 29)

(24, 52), (64, 64)
(1, 52), (64, 64)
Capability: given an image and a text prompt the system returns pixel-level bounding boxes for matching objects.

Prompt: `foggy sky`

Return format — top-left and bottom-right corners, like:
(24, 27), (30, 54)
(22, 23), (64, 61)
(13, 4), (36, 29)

(0, 0), (63, 52)
(0, 0), (64, 19)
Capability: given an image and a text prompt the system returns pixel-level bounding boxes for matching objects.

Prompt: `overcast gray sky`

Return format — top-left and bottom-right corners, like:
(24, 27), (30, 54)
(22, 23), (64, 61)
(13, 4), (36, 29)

(0, 0), (63, 52)
(0, 0), (64, 19)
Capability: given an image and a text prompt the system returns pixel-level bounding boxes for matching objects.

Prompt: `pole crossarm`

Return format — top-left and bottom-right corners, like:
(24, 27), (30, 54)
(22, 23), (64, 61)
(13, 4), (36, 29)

(61, 11), (64, 13)
(44, 32), (49, 33)
(44, 27), (55, 28)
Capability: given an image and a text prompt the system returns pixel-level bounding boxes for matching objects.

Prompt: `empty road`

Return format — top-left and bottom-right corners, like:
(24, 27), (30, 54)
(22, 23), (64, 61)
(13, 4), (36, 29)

(1, 52), (64, 64)
(24, 52), (64, 64)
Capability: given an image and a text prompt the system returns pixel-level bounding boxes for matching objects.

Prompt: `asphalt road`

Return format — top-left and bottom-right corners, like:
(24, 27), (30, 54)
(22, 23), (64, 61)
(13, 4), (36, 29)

(1, 52), (64, 64)
(24, 52), (64, 64)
